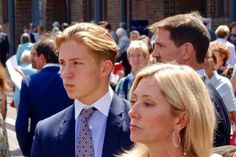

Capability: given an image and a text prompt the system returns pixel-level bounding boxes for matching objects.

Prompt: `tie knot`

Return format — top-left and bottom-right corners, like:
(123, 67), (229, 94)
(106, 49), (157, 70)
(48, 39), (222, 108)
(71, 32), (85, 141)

(81, 108), (95, 121)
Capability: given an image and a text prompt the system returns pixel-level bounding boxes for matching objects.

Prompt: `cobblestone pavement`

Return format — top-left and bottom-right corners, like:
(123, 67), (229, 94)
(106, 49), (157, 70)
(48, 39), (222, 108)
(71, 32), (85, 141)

(6, 90), (23, 157)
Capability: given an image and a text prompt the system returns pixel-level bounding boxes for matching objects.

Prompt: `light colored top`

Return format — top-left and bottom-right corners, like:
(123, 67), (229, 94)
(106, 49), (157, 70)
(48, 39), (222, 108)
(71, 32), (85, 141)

(74, 87), (113, 157)
(16, 43), (33, 65)
(209, 71), (236, 112)
(13, 64), (37, 109)
(212, 38), (236, 67)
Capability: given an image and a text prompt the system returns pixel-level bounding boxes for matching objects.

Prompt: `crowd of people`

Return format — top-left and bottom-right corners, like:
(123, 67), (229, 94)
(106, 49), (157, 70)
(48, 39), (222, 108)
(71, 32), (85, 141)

(0, 11), (235, 157)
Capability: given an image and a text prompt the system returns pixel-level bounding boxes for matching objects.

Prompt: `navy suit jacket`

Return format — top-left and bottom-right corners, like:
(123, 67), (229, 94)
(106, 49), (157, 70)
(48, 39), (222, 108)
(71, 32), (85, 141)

(15, 66), (73, 156)
(31, 93), (133, 157)
(204, 78), (231, 146)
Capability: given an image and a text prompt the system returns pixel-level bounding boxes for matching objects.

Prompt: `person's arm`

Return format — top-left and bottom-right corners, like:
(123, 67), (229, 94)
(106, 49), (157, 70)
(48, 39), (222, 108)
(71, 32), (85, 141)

(230, 68), (236, 94)
(30, 122), (43, 157)
(1, 91), (7, 120)
(15, 79), (31, 156)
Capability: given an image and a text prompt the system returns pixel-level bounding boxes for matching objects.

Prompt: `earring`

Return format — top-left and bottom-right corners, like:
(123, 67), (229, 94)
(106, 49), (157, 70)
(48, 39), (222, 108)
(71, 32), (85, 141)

(172, 131), (181, 147)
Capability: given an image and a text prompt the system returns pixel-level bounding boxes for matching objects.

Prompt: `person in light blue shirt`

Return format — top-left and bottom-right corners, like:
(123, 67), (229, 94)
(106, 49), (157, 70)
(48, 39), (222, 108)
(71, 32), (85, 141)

(204, 46), (236, 124)
(13, 50), (37, 110)
(16, 33), (33, 65)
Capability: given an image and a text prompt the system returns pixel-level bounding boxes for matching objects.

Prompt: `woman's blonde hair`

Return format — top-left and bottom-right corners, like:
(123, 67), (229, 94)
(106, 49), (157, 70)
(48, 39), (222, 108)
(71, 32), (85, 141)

(54, 22), (119, 64)
(119, 63), (216, 157)
(127, 40), (149, 59)
(215, 25), (230, 38)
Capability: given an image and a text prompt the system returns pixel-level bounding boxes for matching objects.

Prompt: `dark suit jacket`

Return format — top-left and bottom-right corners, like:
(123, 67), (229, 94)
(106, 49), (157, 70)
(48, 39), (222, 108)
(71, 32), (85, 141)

(15, 66), (73, 156)
(0, 32), (9, 66)
(30, 94), (133, 157)
(204, 78), (231, 146)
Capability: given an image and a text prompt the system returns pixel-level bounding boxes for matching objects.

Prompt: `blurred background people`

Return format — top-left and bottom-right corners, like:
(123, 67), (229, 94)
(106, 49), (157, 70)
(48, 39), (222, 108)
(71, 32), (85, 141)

(97, 21), (117, 42)
(210, 42), (234, 79)
(60, 22), (69, 32)
(118, 64), (215, 157)
(227, 21), (236, 47)
(16, 33), (33, 65)
(0, 25), (10, 67)
(204, 44), (236, 125)
(212, 25), (236, 67)
(116, 27), (131, 75)
(23, 24), (36, 43)
(138, 35), (156, 64)
(116, 40), (149, 99)
(129, 30), (140, 41)
(13, 50), (37, 110)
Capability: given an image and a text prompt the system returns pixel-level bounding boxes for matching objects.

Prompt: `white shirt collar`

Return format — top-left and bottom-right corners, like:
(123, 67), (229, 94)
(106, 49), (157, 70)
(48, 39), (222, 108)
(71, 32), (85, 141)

(43, 63), (60, 69)
(74, 87), (114, 120)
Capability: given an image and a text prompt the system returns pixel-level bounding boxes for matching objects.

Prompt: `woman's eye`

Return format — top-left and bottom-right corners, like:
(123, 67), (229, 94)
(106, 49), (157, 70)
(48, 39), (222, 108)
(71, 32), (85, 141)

(144, 102), (154, 107)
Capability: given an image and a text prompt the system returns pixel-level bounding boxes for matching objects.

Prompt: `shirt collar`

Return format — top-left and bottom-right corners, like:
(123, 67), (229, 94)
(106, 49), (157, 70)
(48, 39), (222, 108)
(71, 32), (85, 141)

(43, 63), (60, 69)
(196, 69), (205, 77)
(74, 87), (114, 120)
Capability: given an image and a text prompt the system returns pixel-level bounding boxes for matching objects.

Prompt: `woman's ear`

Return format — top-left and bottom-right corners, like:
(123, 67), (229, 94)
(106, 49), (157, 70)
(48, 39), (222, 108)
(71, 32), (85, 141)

(175, 112), (188, 133)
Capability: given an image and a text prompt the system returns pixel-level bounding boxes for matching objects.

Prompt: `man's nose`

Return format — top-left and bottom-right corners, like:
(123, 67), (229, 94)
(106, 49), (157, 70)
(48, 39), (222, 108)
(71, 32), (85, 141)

(151, 45), (161, 60)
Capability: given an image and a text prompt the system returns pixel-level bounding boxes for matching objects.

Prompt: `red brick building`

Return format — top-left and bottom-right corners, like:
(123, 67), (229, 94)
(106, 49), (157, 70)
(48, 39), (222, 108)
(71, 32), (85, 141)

(0, 0), (235, 53)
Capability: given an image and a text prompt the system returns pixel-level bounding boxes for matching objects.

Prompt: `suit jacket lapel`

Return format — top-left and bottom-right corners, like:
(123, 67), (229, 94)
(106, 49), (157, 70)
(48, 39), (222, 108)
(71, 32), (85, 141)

(102, 94), (124, 156)
(58, 105), (75, 157)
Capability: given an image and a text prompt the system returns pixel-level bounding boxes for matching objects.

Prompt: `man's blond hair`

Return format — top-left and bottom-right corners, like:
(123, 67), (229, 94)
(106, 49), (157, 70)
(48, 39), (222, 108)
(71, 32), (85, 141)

(54, 22), (119, 64)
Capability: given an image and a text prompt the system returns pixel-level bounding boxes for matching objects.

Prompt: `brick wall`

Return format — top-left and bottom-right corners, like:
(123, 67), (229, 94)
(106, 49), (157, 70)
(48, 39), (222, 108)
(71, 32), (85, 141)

(1, 0), (8, 24)
(15, 0), (31, 46)
(107, 0), (121, 31)
(70, 0), (83, 22)
(207, 0), (231, 31)
(44, 0), (67, 31)
(130, 0), (164, 27)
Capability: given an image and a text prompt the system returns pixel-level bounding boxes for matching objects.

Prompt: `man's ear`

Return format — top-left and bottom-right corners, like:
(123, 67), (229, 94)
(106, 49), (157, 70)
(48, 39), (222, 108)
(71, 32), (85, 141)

(100, 60), (113, 77)
(181, 42), (194, 61)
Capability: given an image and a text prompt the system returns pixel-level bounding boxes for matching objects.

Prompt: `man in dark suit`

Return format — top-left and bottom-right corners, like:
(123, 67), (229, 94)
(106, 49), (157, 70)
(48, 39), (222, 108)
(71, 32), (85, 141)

(150, 12), (230, 147)
(31, 23), (133, 157)
(0, 25), (9, 66)
(15, 39), (73, 156)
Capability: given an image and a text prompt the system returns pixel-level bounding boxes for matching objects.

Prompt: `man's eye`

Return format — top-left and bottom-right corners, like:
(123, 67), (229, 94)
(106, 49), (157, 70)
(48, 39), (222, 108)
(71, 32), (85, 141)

(130, 100), (137, 105)
(74, 61), (83, 65)
(59, 61), (65, 66)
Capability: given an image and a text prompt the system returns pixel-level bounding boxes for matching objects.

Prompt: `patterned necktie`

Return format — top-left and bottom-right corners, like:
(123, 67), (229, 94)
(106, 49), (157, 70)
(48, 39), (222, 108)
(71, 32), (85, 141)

(76, 108), (95, 157)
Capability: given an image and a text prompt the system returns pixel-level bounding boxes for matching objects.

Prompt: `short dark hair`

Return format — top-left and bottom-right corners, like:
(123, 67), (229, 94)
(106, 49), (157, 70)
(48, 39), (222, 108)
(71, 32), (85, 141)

(34, 38), (58, 64)
(97, 21), (111, 31)
(229, 21), (236, 32)
(149, 12), (210, 63)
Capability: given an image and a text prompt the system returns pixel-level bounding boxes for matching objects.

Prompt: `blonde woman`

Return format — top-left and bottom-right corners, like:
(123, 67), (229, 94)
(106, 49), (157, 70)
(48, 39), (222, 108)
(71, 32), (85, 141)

(116, 40), (149, 99)
(118, 63), (216, 157)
